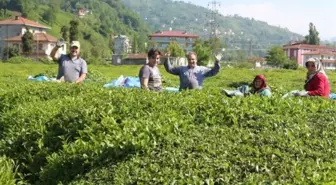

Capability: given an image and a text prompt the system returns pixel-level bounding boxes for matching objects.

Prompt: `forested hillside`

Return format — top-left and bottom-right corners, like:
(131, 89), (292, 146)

(122, 0), (304, 57)
(0, 0), (150, 60)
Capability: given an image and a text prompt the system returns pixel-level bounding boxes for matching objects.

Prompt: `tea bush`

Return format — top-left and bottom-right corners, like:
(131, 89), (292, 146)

(0, 63), (335, 185)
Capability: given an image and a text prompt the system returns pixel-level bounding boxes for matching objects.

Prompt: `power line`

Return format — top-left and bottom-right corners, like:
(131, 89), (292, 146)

(206, 1), (221, 40)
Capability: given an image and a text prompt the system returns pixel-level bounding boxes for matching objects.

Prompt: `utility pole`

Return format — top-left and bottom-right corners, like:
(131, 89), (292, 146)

(206, 1), (221, 40)
(248, 39), (252, 58)
(6, 24), (8, 59)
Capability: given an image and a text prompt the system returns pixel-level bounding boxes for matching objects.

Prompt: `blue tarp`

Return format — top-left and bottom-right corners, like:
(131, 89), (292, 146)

(330, 93), (336, 99)
(27, 75), (56, 82)
(104, 76), (140, 88)
(104, 75), (179, 92)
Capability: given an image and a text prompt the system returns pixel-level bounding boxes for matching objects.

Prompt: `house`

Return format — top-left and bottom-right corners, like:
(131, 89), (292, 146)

(302, 50), (336, 70)
(122, 53), (148, 65)
(248, 57), (266, 68)
(113, 35), (131, 55)
(112, 52), (187, 66)
(283, 41), (336, 67)
(78, 9), (91, 18)
(0, 16), (66, 59)
(149, 30), (199, 52)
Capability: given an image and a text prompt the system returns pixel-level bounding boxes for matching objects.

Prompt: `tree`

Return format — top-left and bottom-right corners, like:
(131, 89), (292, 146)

(266, 46), (288, 67)
(0, 0), (9, 15)
(21, 29), (34, 54)
(283, 59), (298, 70)
(304, 23), (320, 45)
(167, 41), (185, 57)
(209, 37), (225, 52)
(132, 34), (138, 54)
(3, 46), (20, 59)
(42, 8), (56, 25)
(69, 19), (79, 42)
(192, 39), (212, 65)
(60, 25), (69, 41)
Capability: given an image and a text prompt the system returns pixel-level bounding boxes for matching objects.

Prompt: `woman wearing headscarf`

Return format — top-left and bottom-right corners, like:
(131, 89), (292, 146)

(294, 58), (330, 98)
(250, 74), (271, 96)
(223, 74), (271, 97)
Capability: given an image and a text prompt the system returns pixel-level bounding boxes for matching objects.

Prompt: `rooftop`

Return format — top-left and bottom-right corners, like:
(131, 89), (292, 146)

(6, 32), (57, 42)
(0, 16), (50, 29)
(150, 30), (199, 38)
(125, 53), (147, 59)
(302, 50), (336, 56)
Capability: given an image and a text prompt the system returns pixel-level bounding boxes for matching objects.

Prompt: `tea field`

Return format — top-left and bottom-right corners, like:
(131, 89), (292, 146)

(0, 62), (335, 185)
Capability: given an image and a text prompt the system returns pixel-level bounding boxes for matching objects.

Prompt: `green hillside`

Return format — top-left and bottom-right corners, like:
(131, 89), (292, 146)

(122, 0), (304, 57)
(0, 0), (150, 61)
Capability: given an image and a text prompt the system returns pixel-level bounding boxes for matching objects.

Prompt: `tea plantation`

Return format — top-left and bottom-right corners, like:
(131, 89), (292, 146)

(0, 63), (335, 185)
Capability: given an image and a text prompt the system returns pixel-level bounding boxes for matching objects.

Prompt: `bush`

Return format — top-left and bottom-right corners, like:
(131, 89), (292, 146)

(231, 62), (254, 69)
(85, 57), (103, 65)
(4, 56), (34, 64)
(85, 70), (108, 83)
(283, 59), (298, 70)
(2, 47), (20, 59)
(36, 57), (54, 65)
(0, 156), (24, 185)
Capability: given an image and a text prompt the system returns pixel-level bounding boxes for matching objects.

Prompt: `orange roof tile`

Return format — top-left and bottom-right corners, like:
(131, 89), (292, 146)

(0, 16), (49, 29)
(125, 53), (147, 59)
(302, 50), (336, 56)
(6, 33), (57, 42)
(150, 30), (199, 38)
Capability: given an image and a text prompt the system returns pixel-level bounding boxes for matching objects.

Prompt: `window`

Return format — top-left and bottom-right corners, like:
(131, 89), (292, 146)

(293, 50), (297, 57)
(39, 44), (43, 51)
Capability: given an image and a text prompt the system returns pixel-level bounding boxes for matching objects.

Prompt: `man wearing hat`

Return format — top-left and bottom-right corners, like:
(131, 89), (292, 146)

(50, 39), (88, 83)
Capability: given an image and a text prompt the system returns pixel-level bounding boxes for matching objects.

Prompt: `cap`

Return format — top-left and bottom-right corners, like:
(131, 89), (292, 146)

(70, 41), (80, 48)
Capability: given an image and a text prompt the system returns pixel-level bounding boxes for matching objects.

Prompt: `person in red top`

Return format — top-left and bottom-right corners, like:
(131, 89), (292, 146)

(294, 58), (330, 98)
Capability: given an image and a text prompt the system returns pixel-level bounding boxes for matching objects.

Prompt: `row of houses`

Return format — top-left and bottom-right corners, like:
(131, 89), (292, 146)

(283, 42), (336, 69)
(112, 30), (199, 65)
(0, 16), (335, 69)
(0, 16), (197, 62)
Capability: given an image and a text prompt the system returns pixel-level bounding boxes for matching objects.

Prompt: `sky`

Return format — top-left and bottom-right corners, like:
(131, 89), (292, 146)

(181, 0), (336, 40)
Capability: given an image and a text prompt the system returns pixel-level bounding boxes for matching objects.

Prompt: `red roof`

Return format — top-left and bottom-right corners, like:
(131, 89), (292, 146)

(302, 50), (336, 56)
(6, 33), (57, 42)
(125, 53), (147, 59)
(283, 43), (332, 50)
(150, 30), (198, 38)
(0, 16), (50, 29)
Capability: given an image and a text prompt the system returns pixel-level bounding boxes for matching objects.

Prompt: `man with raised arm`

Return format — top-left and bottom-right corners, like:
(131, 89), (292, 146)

(49, 39), (87, 83)
(164, 52), (221, 91)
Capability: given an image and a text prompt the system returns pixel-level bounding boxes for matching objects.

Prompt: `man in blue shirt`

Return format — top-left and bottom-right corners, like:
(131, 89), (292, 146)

(164, 52), (221, 90)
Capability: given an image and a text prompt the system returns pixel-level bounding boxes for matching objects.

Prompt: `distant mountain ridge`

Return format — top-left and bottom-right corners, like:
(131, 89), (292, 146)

(122, 0), (304, 57)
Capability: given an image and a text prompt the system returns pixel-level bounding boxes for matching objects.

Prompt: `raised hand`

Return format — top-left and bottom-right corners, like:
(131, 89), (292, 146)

(214, 53), (223, 62)
(56, 38), (65, 48)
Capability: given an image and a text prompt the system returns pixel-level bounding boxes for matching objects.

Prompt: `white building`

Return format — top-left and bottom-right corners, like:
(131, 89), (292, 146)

(302, 50), (336, 70)
(113, 35), (131, 55)
(149, 30), (199, 52)
(0, 16), (66, 59)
